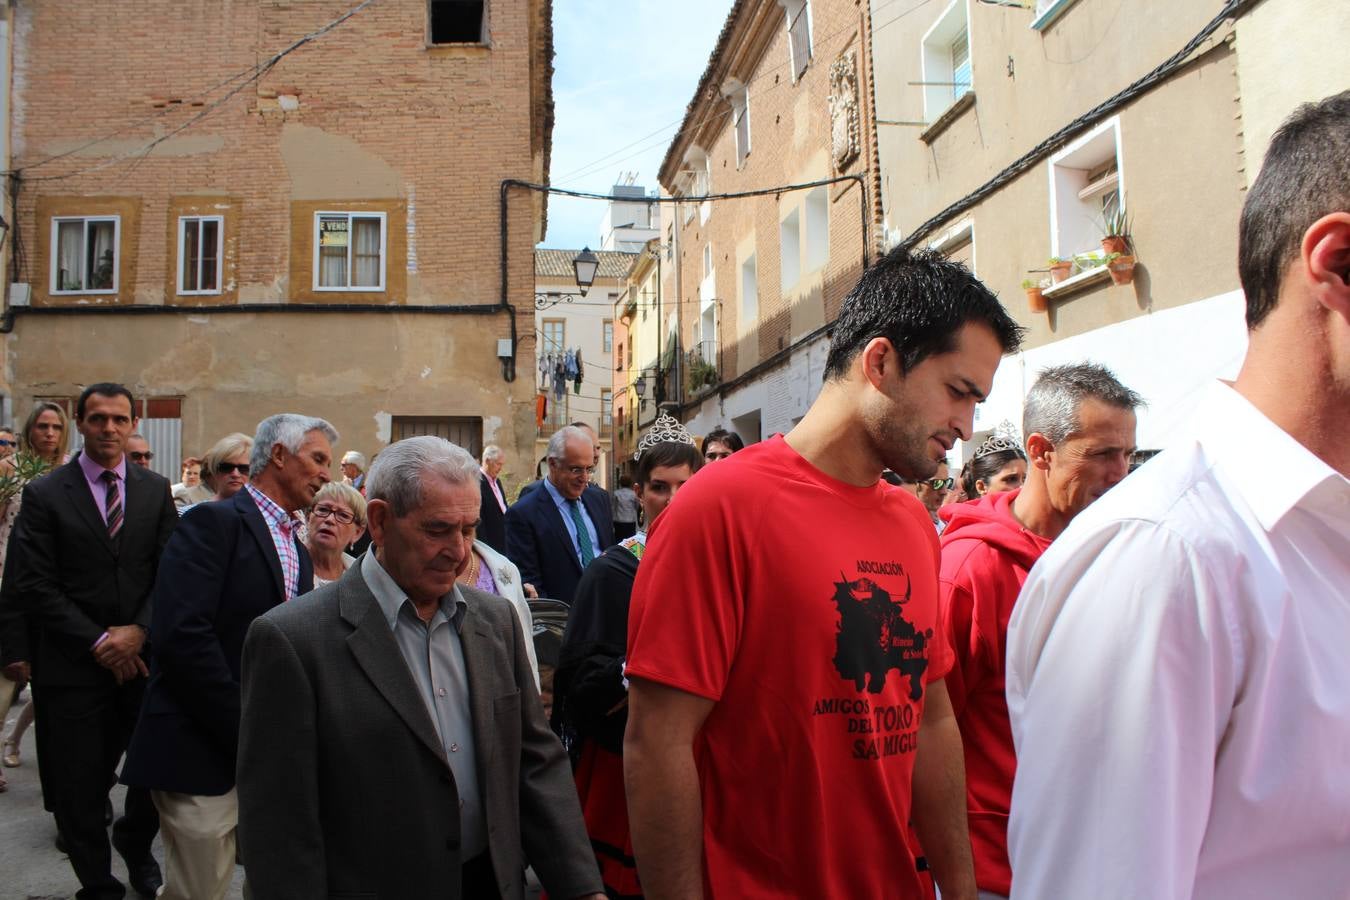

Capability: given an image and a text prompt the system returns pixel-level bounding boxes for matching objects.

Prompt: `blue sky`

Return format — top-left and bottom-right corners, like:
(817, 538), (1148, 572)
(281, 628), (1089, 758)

(541, 0), (732, 251)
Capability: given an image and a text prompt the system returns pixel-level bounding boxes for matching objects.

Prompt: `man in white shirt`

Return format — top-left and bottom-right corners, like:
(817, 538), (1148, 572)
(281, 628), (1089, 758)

(1005, 91), (1350, 899)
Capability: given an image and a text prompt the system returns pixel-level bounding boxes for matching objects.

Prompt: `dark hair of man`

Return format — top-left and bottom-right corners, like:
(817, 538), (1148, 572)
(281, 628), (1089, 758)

(618, 474), (634, 489)
(1239, 90), (1350, 329)
(962, 447), (1026, 498)
(635, 442), (702, 487)
(1022, 363), (1143, 445)
(701, 428), (744, 455)
(76, 382), (136, 420)
(823, 246), (1025, 381)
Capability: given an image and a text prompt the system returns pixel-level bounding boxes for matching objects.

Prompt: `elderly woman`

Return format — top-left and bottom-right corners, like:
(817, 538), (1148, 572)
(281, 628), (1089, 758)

(340, 450), (367, 494)
(303, 482), (367, 587)
(2, 402), (71, 777)
(198, 433), (254, 504)
(456, 523), (540, 687)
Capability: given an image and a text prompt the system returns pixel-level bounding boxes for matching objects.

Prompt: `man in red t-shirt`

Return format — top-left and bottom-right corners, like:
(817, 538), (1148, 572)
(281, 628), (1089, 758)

(624, 246), (1025, 899)
(937, 363), (1140, 898)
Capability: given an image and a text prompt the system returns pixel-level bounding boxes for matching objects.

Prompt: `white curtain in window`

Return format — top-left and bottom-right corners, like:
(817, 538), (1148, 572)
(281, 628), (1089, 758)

(352, 218), (381, 288)
(319, 215), (348, 287)
(57, 221), (83, 290)
(88, 221), (116, 290)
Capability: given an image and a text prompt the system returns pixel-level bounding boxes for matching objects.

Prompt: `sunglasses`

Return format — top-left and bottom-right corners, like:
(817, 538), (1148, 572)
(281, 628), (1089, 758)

(129, 451), (154, 462)
(311, 503), (356, 525)
(216, 462), (249, 475)
(0, 440), (15, 448)
(922, 477), (955, 491)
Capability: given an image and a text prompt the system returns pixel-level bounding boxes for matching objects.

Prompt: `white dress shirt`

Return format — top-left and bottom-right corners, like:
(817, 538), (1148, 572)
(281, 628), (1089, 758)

(1005, 381), (1350, 900)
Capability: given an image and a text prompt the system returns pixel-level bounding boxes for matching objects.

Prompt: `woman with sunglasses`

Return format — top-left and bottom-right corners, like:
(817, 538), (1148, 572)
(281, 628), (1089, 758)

(303, 482), (367, 587)
(1, 403), (71, 780)
(178, 433), (254, 518)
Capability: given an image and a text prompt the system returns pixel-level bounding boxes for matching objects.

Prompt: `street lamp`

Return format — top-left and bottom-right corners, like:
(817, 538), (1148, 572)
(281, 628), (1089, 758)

(536, 247), (602, 310)
(634, 373), (648, 398)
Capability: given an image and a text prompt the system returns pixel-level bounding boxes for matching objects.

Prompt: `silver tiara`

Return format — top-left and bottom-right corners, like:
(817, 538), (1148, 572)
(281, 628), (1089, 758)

(973, 433), (1024, 460)
(634, 413), (696, 460)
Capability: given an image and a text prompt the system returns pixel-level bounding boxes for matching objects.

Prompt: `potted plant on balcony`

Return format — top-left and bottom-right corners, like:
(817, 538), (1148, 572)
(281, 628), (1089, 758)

(686, 351), (718, 394)
(1106, 251), (1136, 286)
(1048, 257), (1074, 284)
(1022, 278), (1049, 313)
(1100, 204), (1133, 256)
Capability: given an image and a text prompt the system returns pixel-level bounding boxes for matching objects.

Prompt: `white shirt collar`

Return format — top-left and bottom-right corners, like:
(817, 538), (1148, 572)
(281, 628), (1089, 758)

(1196, 381), (1349, 531)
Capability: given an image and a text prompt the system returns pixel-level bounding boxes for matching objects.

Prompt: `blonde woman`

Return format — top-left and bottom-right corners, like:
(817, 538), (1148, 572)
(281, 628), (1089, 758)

(303, 482), (367, 587)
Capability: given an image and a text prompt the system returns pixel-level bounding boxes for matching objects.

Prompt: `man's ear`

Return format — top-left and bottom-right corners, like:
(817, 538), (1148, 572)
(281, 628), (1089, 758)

(365, 499), (389, 547)
(269, 441), (288, 470)
(1025, 433), (1054, 471)
(859, 337), (898, 390)
(1304, 212), (1350, 319)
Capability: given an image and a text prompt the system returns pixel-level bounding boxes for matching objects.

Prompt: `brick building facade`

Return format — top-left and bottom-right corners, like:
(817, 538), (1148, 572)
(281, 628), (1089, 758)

(1, 0), (553, 488)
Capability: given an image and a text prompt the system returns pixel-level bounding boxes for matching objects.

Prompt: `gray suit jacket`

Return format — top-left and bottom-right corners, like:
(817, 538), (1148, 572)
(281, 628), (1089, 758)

(236, 560), (601, 900)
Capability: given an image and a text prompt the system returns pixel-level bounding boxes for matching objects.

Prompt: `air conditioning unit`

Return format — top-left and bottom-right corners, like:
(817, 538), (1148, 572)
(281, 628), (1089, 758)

(8, 283), (30, 307)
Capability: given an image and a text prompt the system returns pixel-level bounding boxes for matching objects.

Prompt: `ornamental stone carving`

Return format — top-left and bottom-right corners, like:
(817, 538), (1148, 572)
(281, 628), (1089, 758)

(829, 51), (861, 171)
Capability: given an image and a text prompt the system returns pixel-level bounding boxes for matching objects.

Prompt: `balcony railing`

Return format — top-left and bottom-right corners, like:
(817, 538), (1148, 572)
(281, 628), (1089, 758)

(686, 340), (720, 395)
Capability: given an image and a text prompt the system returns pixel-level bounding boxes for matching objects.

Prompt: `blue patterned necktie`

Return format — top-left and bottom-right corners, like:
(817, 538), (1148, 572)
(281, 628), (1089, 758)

(101, 470), (123, 538)
(567, 499), (594, 566)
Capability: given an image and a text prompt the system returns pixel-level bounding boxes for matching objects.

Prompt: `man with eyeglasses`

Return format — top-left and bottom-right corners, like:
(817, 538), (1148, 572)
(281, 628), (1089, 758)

(506, 424), (615, 603)
(126, 434), (154, 469)
(122, 413), (337, 900)
(915, 461), (956, 533)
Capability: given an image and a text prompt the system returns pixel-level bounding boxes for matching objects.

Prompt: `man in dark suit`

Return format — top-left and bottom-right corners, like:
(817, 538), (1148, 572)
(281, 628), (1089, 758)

(8, 383), (179, 899)
(505, 425), (615, 603)
(121, 413), (337, 900)
(237, 436), (603, 900)
(477, 444), (509, 554)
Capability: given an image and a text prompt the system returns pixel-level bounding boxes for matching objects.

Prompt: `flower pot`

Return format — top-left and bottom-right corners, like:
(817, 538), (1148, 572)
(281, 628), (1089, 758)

(1101, 235), (1129, 255)
(1108, 255), (1136, 285)
(1026, 287), (1047, 313)
(1049, 260), (1073, 284)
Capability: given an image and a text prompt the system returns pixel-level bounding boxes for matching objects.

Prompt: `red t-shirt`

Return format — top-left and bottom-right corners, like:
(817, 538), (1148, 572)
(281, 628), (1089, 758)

(627, 436), (952, 898)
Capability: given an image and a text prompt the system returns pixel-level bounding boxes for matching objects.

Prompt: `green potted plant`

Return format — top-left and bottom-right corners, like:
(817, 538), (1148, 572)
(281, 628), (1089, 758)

(1100, 204), (1133, 255)
(1022, 278), (1048, 313)
(1048, 256), (1073, 284)
(1106, 251), (1136, 286)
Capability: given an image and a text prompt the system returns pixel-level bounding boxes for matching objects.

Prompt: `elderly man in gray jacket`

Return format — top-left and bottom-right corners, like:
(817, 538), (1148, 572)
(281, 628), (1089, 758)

(237, 436), (603, 900)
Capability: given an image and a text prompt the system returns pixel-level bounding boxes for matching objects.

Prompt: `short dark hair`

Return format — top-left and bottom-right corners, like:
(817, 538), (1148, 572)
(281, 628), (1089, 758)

(701, 428), (744, 455)
(823, 246), (1024, 381)
(76, 383), (135, 420)
(636, 441), (703, 486)
(1240, 90), (1350, 328)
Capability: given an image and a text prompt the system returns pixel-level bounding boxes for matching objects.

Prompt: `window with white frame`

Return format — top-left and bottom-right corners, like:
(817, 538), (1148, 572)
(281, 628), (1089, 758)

(780, 208), (801, 291)
(51, 216), (119, 294)
(780, 0), (813, 81)
(1048, 117), (1123, 259)
(725, 80), (751, 169)
(921, 0), (972, 122)
(603, 319), (614, 354)
(428, 0), (486, 44)
(542, 319), (565, 355)
(740, 253), (758, 330)
(703, 243), (714, 281)
(600, 389), (613, 428)
(804, 187), (829, 273)
(314, 212), (386, 291)
(177, 216), (223, 294)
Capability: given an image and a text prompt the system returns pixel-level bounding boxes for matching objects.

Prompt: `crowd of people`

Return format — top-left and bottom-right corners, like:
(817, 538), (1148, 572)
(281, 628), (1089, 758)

(0, 92), (1345, 900)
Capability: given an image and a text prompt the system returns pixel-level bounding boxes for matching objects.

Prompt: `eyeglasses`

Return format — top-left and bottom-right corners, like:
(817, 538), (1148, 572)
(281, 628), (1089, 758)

(922, 477), (955, 491)
(216, 462), (249, 475)
(311, 503), (356, 525)
(129, 451), (154, 462)
(552, 461), (595, 477)
(0, 440), (15, 448)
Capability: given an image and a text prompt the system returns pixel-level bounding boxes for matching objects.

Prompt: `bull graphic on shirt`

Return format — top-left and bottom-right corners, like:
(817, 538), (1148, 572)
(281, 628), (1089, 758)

(831, 572), (931, 698)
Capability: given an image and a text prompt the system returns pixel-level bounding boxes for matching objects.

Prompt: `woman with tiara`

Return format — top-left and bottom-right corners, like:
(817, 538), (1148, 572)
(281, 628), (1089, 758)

(552, 413), (703, 898)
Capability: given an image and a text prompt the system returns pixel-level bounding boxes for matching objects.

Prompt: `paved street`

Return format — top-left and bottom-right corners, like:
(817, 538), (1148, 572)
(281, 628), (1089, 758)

(0, 691), (246, 900)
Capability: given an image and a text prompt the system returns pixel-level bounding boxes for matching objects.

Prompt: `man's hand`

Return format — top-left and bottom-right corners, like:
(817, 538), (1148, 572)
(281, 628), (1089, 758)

(523, 582), (539, 599)
(106, 656), (149, 685)
(2, 661), (31, 687)
(93, 625), (147, 668)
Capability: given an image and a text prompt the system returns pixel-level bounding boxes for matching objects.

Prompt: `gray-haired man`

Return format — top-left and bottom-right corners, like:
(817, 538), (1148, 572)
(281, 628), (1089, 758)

(478, 444), (509, 553)
(122, 413), (337, 900)
(237, 436), (603, 900)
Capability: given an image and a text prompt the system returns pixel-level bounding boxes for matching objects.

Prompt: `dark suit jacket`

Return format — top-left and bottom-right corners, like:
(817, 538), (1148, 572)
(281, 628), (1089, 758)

(504, 482), (614, 604)
(236, 563), (602, 900)
(478, 472), (508, 555)
(122, 488), (312, 796)
(7, 457), (178, 686)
